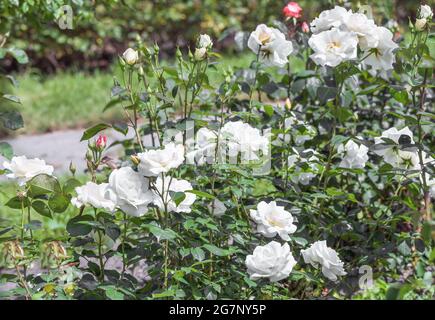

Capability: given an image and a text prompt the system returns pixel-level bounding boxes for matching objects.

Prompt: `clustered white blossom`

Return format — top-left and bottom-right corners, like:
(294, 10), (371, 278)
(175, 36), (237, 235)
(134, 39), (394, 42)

(247, 24), (293, 67)
(137, 142), (185, 177)
(152, 176), (197, 213)
(308, 5), (399, 71)
(188, 120), (269, 165)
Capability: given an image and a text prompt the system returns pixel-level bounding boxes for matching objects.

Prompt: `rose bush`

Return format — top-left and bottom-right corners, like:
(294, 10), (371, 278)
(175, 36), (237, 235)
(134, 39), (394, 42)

(0, 3), (434, 300)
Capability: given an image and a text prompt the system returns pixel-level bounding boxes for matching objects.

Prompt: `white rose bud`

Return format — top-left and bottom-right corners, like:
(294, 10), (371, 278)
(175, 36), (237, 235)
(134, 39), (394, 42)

(122, 48), (139, 65)
(415, 18), (427, 31)
(194, 47), (207, 61)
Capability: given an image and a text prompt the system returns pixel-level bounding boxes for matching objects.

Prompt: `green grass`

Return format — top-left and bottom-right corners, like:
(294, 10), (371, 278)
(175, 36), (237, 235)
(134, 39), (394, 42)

(8, 53), (253, 135)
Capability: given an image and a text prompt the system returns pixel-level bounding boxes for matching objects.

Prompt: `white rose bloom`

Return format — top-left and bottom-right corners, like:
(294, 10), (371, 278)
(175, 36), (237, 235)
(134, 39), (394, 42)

(396, 150), (421, 170)
(337, 140), (369, 169)
(186, 127), (217, 165)
(71, 182), (116, 212)
(308, 28), (358, 67)
(208, 199), (226, 217)
(108, 167), (154, 217)
(245, 241), (297, 282)
(137, 142), (185, 177)
(374, 127), (415, 167)
(220, 121), (269, 161)
(343, 13), (379, 49)
(363, 27), (398, 71)
(419, 4), (433, 19)
(301, 240), (346, 281)
(310, 6), (351, 34)
(247, 24), (293, 67)
(153, 176), (197, 213)
(198, 34), (213, 49)
(250, 201), (297, 241)
(2, 155), (54, 186)
(122, 48), (139, 65)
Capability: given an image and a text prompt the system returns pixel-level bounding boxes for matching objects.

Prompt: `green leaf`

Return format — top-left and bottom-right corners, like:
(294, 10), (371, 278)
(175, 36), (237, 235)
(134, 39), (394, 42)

(0, 110), (24, 130)
(0, 142), (13, 160)
(145, 224), (178, 241)
(32, 200), (52, 218)
(7, 48), (28, 64)
(172, 192), (186, 206)
(80, 123), (111, 141)
(66, 215), (94, 236)
(203, 244), (229, 257)
(186, 190), (215, 199)
(2, 94), (21, 104)
(48, 193), (70, 213)
(5, 196), (30, 209)
(28, 174), (61, 196)
(63, 178), (82, 194)
(191, 247), (205, 261)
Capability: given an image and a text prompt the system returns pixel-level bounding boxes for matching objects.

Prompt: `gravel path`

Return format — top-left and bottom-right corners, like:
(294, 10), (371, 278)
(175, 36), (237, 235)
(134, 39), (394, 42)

(0, 128), (155, 176)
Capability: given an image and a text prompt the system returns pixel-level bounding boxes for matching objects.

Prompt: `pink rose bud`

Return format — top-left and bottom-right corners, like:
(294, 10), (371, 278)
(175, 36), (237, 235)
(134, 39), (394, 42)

(283, 2), (302, 19)
(301, 21), (310, 33)
(96, 135), (107, 150)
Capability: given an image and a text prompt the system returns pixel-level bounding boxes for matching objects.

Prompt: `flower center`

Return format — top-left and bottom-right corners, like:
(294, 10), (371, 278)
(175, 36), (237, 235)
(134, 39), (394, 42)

(327, 41), (341, 51)
(258, 31), (271, 45)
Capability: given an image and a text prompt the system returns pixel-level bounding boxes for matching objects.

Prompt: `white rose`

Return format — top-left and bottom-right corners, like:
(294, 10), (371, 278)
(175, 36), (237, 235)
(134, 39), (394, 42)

(198, 34), (213, 49)
(250, 201), (297, 241)
(374, 126), (415, 167)
(245, 241), (297, 282)
(337, 140), (369, 169)
(363, 27), (398, 71)
(71, 182), (116, 212)
(152, 176), (197, 213)
(310, 6), (351, 34)
(220, 121), (269, 161)
(343, 13), (379, 49)
(108, 167), (154, 217)
(208, 199), (226, 217)
(2, 155), (54, 186)
(308, 28), (358, 67)
(301, 240), (346, 281)
(137, 142), (184, 177)
(419, 4), (433, 19)
(188, 127), (218, 165)
(247, 24), (293, 67)
(122, 48), (139, 65)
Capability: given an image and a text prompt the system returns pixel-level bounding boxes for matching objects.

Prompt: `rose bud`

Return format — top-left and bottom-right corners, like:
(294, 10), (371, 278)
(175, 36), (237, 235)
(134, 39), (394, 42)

(283, 2), (302, 19)
(301, 21), (310, 33)
(122, 48), (139, 65)
(194, 47), (207, 61)
(415, 18), (427, 31)
(96, 135), (107, 150)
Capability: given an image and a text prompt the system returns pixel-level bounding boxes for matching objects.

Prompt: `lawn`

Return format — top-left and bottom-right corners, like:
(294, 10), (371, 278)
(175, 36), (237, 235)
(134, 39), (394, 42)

(8, 53), (258, 135)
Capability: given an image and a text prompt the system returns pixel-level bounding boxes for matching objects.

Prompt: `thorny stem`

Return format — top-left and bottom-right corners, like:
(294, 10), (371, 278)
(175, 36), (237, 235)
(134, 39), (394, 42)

(248, 46), (262, 112)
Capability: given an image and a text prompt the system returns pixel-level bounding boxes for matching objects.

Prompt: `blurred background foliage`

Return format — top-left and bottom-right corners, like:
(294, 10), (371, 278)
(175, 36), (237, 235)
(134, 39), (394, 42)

(0, 0), (420, 73)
